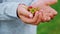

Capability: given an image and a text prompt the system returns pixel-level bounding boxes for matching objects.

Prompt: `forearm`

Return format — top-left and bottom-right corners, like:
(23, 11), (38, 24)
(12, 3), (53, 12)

(44, 0), (58, 5)
(31, 0), (58, 8)
(0, 2), (19, 20)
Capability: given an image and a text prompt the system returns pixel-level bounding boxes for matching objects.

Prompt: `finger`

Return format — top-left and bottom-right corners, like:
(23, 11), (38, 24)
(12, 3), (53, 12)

(29, 11), (39, 25)
(40, 8), (51, 22)
(19, 11), (39, 24)
(39, 6), (57, 22)
(41, 6), (57, 18)
(46, 16), (51, 21)
(41, 10), (47, 22)
(31, 11), (39, 23)
(45, 6), (57, 18)
(43, 6), (54, 18)
(42, 14), (51, 22)
(47, 6), (58, 16)
(48, 13), (55, 19)
(42, 16), (47, 22)
(34, 12), (42, 25)
(18, 5), (33, 18)
(19, 15), (33, 24)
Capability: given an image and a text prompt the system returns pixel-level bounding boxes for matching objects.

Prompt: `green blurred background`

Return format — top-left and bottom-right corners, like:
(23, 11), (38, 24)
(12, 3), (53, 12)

(37, 0), (60, 34)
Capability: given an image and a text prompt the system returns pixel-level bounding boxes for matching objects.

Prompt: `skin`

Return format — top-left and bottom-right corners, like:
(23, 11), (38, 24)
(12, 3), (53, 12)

(31, 0), (58, 8)
(39, 5), (57, 22)
(31, 0), (58, 24)
(17, 4), (40, 25)
(17, 0), (58, 25)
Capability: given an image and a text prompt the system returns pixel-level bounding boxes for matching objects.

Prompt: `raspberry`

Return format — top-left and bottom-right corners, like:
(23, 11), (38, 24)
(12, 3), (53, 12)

(28, 6), (33, 9)
(28, 6), (39, 14)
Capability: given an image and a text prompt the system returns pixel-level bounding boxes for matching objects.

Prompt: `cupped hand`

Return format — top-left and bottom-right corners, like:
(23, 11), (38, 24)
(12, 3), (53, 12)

(17, 4), (42, 25)
(38, 5), (57, 22)
(19, 11), (40, 25)
(30, 0), (58, 25)
(17, 4), (33, 18)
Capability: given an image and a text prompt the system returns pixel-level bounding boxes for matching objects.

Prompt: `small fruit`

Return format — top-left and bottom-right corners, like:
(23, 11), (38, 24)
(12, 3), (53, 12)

(28, 6), (39, 14)
(28, 6), (33, 9)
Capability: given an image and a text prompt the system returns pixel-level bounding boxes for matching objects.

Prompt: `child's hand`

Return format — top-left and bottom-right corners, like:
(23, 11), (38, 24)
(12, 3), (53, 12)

(19, 11), (40, 25)
(17, 4), (33, 18)
(33, 6), (57, 24)
(17, 4), (41, 25)
(38, 6), (57, 22)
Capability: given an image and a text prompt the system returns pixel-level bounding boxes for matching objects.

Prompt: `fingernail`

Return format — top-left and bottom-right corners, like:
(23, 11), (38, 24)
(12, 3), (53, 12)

(47, 17), (51, 21)
(29, 14), (33, 18)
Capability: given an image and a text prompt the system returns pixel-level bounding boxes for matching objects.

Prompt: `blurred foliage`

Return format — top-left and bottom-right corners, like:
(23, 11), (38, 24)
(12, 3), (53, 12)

(37, 0), (60, 34)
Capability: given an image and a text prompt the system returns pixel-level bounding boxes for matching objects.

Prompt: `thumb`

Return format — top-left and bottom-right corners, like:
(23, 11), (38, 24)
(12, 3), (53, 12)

(18, 5), (33, 18)
(34, 12), (42, 25)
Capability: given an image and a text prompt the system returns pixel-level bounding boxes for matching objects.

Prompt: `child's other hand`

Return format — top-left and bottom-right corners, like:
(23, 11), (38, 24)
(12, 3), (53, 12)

(38, 6), (57, 22)
(30, 0), (58, 24)
(31, 0), (57, 8)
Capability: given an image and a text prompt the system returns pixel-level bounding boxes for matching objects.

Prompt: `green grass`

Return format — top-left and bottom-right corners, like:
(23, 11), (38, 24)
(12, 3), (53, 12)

(37, 0), (60, 34)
